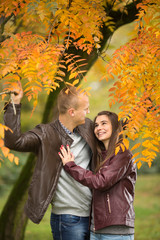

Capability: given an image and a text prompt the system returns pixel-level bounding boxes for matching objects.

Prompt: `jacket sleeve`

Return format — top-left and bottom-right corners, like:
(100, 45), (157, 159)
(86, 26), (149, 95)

(64, 150), (133, 191)
(4, 103), (41, 153)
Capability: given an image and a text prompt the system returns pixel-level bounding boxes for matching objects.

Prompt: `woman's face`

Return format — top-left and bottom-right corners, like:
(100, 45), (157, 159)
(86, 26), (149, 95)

(94, 115), (112, 144)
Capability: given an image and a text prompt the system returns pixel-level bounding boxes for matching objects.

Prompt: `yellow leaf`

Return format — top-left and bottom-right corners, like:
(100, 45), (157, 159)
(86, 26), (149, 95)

(0, 125), (4, 138)
(66, 82), (73, 86)
(2, 146), (10, 157)
(132, 152), (140, 159)
(134, 157), (147, 164)
(8, 153), (14, 162)
(72, 79), (79, 86)
(137, 161), (142, 169)
(131, 143), (141, 151)
(55, 76), (63, 81)
(65, 89), (69, 94)
(14, 157), (19, 165)
(120, 143), (125, 152)
(115, 146), (120, 155)
(123, 138), (129, 149)
(69, 72), (77, 80)
(148, 160), (152, 168)
(151, 140), (159, 146)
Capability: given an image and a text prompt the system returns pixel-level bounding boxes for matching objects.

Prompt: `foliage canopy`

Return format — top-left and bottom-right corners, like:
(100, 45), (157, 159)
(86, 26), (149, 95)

(0, 0), (159, 169)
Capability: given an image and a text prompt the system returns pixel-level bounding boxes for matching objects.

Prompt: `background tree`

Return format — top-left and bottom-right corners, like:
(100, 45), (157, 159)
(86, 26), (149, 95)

(104, 0), (160, 169)
(0, 0), (159, 239)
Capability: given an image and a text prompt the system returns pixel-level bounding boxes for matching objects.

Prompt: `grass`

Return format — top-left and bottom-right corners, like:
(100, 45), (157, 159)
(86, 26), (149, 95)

(25, 208), (52, 240)
(1, 174), (160, 240)
(134, 174), (160, 240)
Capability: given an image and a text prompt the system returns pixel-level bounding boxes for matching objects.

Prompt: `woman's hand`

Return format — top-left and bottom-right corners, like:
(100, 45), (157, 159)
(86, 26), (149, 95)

(58, 145), (75, 165)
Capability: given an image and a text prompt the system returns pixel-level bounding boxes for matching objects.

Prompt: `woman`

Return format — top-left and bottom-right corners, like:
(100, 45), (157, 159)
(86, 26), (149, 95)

(59, 111), (137, 240)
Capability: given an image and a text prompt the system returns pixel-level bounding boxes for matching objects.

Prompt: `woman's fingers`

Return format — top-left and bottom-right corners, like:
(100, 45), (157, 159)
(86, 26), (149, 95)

(66, 144), (71, 154)
(58, 145), (74, 165)
(58, 152), (63, 159)
(60, 145), (68, 156)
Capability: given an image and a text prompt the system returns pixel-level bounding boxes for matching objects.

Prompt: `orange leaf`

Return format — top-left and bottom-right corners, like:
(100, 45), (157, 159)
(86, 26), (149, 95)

(137, 161), (142, 169)
(0, 125), (4, 138)
(14, 157), (19, 165)
(115, 146), (120, 155)
(109, 87), (116, 92)
(0, 139), (4, 148)
(2, 146), (10, 157)
(123, 138), (129, 149)
(8, 153), (14, 162)
(131, 143), (141, 151)
(132, 152), (140, 159)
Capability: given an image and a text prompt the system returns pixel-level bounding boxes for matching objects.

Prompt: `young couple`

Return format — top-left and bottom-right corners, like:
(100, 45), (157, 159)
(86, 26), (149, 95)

(4, 84), (136, 240)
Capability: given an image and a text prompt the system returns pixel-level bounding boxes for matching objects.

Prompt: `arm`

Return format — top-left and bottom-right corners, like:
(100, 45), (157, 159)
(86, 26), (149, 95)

(4, 82), (40, 153)
(59, 146), (132, 191)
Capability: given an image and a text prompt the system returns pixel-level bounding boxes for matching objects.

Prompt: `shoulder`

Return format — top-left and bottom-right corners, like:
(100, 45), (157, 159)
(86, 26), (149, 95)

(78, 118), (94, 134)
(29, 120), (58, 138)
(118, 149), (132, 159)
(85, 118), (93, 127)
(76, 117), (93, 130)
(111, 149), (133, 165)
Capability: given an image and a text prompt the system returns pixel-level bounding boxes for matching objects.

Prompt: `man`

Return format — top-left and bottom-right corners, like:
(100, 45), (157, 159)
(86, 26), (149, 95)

(4, 83), (97, 240)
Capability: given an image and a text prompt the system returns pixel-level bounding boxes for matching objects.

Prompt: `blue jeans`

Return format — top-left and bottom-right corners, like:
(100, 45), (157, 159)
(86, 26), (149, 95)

(50, 213), (90, 240)
(90, 232), (134, 240)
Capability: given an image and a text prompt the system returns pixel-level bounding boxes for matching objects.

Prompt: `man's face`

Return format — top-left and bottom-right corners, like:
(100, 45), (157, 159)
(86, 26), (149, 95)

(73, 94), (90, 126)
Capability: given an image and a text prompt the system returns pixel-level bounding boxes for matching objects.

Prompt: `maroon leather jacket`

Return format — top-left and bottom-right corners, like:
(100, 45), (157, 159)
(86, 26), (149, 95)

(4, 103), (97, 224)
(64, 149), (137, 231)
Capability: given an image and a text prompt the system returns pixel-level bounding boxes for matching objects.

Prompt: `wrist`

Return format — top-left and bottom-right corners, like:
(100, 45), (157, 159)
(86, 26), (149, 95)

(13, 100), (21, 104)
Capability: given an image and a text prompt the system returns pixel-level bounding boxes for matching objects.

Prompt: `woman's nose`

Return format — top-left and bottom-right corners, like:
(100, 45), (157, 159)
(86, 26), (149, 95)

(97, 125), (102, 131)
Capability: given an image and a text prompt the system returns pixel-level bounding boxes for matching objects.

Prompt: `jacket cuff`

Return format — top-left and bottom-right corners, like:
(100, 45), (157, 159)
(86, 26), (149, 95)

(4, 102), (21, 112)
(64, 161), (76, 171)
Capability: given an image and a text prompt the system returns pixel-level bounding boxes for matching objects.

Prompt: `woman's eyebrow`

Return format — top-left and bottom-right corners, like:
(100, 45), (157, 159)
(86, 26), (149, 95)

(100, 120), (108, 123)
(95, 120), (108, 125)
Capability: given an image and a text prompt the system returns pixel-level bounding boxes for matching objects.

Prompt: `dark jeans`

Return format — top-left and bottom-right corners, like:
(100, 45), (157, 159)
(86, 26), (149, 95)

(50, 213), (90, 240)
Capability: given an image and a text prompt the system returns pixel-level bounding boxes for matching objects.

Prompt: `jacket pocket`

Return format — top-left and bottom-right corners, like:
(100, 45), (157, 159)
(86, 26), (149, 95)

(106, 193), (111, 214)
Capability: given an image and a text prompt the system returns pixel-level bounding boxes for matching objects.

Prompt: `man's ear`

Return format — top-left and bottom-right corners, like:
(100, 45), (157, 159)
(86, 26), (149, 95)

(68, 108), (75, 117)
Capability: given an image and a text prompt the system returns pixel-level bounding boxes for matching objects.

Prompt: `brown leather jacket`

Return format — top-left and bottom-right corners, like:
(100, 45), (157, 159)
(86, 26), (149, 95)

(4, 103), (97, 224)
(64, 149), (137, 231)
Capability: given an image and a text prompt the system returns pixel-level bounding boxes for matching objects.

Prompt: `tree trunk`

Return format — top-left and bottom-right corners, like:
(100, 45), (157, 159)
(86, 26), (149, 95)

(0, 2), (139, 239)
(0, 85), (64, 240)
(0, 154), (35, 240)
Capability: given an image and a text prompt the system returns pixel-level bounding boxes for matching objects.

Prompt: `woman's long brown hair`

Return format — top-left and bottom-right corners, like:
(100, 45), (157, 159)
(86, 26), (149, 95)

(94, 111), (123, 172)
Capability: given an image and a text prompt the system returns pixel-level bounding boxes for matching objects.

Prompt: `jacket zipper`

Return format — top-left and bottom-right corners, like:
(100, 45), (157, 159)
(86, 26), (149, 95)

(107, 193), (111, 214)
(93, 193), (96, 232)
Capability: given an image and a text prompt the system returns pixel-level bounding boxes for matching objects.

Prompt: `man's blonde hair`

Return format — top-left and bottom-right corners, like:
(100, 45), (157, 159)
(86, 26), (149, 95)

(57, 86), (83, 114)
